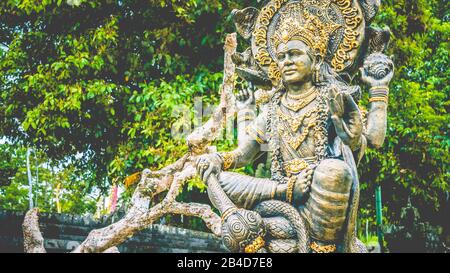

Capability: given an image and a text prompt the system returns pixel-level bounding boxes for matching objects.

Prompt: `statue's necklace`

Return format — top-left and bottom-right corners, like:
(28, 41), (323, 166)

(281, 88), (317, 112)
(286, 86), (316, 100)
(277, 106), (318, 150)
(277, 107), (315, 132)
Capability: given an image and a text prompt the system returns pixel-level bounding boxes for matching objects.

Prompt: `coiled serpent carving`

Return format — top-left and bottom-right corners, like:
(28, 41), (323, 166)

(254, 200), (310, 253)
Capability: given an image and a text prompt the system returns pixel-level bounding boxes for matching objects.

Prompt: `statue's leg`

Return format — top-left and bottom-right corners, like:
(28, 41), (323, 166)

(301, 159), (353, 244)
(218, 172), (278, 209)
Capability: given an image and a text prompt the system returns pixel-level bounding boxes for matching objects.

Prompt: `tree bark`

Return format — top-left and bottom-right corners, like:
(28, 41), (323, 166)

(23, 208), (46, 253)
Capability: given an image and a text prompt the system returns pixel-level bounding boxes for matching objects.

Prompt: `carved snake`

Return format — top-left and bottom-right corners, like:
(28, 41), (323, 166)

(254, 200), (310, 253)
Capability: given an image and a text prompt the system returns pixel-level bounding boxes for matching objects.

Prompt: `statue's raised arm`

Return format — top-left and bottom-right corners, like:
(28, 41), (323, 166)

(361, 53), (394, 148)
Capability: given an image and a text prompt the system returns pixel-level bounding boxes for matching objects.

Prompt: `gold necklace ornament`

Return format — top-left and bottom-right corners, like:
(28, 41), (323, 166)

(281, 91), (317, 112)
(286, 86), (316, 100)
(277, 107), (315, 132)
(279, 120), (316, 150)
(267, 85), (329, 185)
(277, 103), (318, 150)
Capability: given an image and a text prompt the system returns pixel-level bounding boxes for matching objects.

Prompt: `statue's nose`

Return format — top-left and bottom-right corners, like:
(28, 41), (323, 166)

(284, 56), (294, 65)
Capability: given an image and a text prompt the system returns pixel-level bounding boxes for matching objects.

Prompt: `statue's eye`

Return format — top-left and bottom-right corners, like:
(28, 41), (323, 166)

(277, 53), (285, 61)
(290, 50), (303, 57)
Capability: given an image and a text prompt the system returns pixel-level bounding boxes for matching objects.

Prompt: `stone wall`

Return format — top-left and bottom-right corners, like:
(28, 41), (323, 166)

(0, 210), (228, 253)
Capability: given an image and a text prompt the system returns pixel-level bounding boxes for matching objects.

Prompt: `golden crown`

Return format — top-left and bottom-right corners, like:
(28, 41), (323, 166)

(271, 2), (341, 57)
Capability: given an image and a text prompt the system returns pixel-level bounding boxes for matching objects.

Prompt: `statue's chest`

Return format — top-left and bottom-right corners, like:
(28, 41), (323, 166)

(275, 102), (319, 155)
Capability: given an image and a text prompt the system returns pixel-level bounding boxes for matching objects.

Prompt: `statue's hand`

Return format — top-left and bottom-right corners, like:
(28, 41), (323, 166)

(328, 87), (363, 150)
(236, 85), (255, 110)
(196, 153), (223, 182)
(360, 53), (394, 88)
(292, 168), (313, 204)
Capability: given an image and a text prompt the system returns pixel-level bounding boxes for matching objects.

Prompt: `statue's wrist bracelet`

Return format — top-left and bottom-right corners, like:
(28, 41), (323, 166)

(255, 91), (270, 106)
(237, 110), (256, 123)
(286, 176), (296, 204)
(369, 86), (389, 104)
(218, 151), (241, 171)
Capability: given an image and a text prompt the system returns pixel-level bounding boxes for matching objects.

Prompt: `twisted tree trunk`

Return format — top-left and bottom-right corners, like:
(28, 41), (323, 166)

(23, 208), (45, 253)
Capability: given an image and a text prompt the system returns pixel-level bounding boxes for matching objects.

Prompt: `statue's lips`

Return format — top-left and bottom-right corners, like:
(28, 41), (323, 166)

(283, 69), (298, 75)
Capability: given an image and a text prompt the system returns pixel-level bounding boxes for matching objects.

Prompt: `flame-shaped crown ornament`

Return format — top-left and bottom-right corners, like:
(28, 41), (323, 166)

(271, 2), (341, 57)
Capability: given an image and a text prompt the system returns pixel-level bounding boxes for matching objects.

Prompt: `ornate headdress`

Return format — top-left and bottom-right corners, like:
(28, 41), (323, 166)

(271, 2), (341, 57)
(249, 0), (366, 83)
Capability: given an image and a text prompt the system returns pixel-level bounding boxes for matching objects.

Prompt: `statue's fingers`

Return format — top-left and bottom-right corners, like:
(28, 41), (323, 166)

(336, 93), (345, 110)
(360, 67), (368, 82)
(196, 158), (203, 173)
(197, 164), (204, 177)
(328, 88), (344, 112)
(342, 121), (356, 140)
(328, 86), (338, 100)
(327, 97), (337, 115)
(344, 95), (363, 128)
(328, 96), (343, 117)
(202, 164), (214, 182)
(237, 91), (243, 101)
(331, 115), (350, 143)
(243, 88), (249, 99)
(348, 113), (363, 132)
(343, 92), (360, 113)
(327, 89), (336, 107)
(197, 164), (204, 178)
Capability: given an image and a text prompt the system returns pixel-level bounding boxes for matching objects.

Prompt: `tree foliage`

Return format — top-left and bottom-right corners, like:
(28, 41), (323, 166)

(0, 142), (97, 214)
(0, 0), (249, 189)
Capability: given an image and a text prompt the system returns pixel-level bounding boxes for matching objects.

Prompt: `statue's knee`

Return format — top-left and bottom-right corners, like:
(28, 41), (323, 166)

(313, 159), (352, 193)
(305, 159), (353, 243)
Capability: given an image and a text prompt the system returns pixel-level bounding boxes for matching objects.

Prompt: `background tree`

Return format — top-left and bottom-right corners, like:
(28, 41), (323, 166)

(0, 142), (98, 214)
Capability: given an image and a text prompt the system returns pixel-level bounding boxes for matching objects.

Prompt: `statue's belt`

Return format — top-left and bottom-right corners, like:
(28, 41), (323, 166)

(283, 157), (316, 175)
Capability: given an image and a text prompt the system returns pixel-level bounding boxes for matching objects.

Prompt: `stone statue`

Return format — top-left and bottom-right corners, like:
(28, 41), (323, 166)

(196, 0), (394, 253)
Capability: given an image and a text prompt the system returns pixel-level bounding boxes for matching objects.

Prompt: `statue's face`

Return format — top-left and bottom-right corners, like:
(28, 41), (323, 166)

(275, 40), (314, 85)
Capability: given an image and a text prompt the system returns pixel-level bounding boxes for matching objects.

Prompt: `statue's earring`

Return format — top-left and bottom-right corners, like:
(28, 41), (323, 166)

(312, 55), (323, 85)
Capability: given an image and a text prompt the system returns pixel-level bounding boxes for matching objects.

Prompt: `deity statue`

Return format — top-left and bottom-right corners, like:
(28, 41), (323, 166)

(196, 0), (394, 253)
